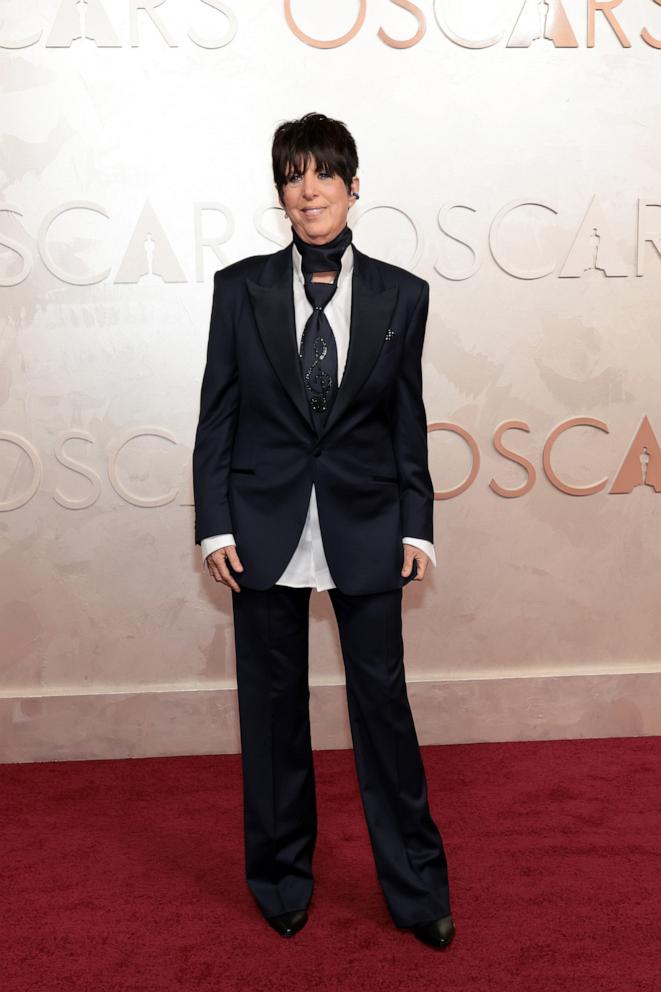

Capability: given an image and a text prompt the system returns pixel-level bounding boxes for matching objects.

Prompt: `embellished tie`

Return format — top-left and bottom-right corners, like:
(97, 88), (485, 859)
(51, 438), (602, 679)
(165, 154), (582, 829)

(299, 274), (339, 425)
(291, 222), (353, 427)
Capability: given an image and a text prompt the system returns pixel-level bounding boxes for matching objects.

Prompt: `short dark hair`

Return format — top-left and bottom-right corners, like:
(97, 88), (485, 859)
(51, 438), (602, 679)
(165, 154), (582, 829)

(272, 112), (359, 205)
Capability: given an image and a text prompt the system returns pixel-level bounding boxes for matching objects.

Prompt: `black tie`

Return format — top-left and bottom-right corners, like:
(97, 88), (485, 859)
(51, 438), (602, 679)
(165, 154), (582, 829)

(291, 223), (353, 427)
(299, 274), (339, 424)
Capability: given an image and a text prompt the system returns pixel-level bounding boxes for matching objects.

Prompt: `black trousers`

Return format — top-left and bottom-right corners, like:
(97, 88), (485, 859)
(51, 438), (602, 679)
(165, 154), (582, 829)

(230, 582), (451, 928)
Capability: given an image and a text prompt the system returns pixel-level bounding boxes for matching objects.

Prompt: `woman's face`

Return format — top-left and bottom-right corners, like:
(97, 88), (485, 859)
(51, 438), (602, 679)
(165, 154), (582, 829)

(280, 155), (359, 245)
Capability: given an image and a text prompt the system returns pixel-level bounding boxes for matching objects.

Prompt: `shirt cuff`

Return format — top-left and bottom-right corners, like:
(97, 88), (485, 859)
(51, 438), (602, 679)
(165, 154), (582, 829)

(201, 534), (236, 566)
(402, 537), (436, 567)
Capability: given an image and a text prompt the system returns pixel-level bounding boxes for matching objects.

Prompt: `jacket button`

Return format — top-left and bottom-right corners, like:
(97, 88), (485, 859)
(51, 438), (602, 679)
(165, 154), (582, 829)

(313, 447), (322, 457)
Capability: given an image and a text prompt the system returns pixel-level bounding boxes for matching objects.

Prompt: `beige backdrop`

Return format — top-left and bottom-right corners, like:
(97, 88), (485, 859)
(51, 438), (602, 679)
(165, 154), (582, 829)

(2, 0), (661, 762)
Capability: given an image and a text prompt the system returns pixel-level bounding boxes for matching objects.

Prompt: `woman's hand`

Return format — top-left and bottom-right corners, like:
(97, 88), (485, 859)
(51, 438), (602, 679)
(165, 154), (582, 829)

(206, 545), (244, 592)
(401, 544), (430, 582)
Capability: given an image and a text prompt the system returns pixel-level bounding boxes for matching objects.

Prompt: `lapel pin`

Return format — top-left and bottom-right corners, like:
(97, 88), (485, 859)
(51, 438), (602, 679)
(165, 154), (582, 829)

(385, 328), (396, 340)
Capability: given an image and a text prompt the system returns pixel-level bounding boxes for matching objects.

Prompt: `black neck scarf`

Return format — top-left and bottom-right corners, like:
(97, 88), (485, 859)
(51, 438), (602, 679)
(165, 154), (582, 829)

(291, 223), (353, 279)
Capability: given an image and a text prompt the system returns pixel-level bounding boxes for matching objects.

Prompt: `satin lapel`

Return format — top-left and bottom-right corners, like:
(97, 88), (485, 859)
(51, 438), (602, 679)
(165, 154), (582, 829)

(246, 246), (315, 433)
(319, 250), (399, 439)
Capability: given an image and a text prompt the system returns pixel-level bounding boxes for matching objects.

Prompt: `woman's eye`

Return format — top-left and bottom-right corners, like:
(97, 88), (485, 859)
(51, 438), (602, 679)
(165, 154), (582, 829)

(286, 171), (332, 183)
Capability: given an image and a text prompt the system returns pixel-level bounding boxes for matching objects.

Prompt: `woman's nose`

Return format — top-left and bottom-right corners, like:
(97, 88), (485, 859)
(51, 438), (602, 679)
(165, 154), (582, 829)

(301, 173), (318, 198)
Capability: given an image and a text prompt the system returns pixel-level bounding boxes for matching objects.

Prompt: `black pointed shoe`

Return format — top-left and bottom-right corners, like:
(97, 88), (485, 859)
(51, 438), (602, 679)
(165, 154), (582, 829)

(266, 909), (309, 937)
(408, 913), (455, 949)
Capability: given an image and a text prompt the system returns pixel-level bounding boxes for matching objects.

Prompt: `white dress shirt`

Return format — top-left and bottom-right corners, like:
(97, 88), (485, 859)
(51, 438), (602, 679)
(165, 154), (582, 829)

(201, 242), (436, 589)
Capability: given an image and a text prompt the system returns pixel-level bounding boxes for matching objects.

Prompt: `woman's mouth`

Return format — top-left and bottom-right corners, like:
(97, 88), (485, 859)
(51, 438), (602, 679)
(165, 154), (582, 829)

(301, 207), (326, 217)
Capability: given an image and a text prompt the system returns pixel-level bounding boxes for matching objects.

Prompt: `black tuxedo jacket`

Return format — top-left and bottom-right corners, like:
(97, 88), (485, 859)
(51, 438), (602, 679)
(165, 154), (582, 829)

(193, 241), (435, 595)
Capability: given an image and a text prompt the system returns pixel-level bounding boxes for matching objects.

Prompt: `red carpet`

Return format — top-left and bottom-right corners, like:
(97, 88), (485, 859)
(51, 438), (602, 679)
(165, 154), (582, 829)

(2, 735), (660, 992)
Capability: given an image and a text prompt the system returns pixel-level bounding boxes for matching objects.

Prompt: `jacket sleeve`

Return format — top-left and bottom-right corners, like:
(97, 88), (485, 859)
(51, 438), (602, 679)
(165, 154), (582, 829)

(193, 269), (239, 545)
(392, 279), (435, 542)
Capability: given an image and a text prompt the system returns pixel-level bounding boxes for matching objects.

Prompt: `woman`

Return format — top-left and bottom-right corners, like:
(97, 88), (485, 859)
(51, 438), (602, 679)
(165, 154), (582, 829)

(193, 112), (455, 949)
